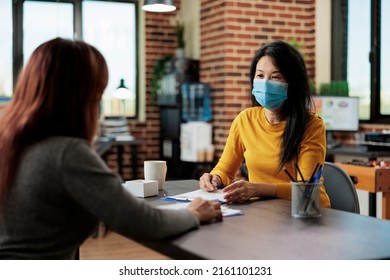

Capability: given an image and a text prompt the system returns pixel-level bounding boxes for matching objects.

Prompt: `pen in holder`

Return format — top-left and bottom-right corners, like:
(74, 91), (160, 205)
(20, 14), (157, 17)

(291, 181), (322, 218)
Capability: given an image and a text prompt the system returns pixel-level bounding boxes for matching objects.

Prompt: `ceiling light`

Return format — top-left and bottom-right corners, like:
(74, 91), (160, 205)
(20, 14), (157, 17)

(142, 0), (176, 13)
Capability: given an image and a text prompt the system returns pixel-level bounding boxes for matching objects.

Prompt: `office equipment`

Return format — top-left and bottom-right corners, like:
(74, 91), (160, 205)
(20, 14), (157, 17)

(312, 96), (359, 148)
(139, 180), (390, 259)
(362, 132), (390, 151)
(158, 58), (199, 179)
(326, 143), (390, 161)
(181, 82), (212, 122)
(291, 181), (322, 218)
(313, 96), (359, 131)
(180, 122), (212, 162)
(322, 162), (360, 213)
(336, 163), (390, 219)
(342, 159), (376, 167)
(365, 132), (390, 143)
(122, 180), (158, 198)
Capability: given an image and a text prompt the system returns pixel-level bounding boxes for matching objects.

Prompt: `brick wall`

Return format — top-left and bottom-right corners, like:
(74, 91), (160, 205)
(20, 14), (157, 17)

(106, 0), (316, 180)
(199, 0), (316, 156)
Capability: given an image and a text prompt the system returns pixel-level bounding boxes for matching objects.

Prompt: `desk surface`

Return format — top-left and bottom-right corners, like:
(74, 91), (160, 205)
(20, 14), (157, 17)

(143, 180), (390, 260)
(94, 137), (143, 156)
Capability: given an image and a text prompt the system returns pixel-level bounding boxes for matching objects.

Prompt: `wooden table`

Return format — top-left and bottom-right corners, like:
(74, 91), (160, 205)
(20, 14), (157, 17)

(336, 163), (390, 220)
(79, 180), (390, 259)
(140, 180), (390, 260)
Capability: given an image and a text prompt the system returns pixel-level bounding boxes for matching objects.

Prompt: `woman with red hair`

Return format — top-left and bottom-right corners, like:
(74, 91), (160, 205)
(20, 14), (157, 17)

(0, 38), (221, 259)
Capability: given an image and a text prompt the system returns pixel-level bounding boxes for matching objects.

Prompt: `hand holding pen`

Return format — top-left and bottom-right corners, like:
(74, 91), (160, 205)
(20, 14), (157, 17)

(199, 173), (221, 192)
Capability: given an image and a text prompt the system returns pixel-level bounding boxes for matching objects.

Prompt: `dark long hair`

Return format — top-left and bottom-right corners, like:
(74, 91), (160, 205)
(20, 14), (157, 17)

(249, 40), (312, 172)
(0, 38), (108, 205)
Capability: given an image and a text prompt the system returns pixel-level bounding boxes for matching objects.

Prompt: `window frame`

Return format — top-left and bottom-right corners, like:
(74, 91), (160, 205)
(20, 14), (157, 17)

(370, 0), (381, 122)
(332, 0), (387, 124)
(12, 0), (139, 119)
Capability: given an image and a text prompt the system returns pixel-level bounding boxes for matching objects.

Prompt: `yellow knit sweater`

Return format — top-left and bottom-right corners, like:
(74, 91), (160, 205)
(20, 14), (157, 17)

(211, 107), (331, 207)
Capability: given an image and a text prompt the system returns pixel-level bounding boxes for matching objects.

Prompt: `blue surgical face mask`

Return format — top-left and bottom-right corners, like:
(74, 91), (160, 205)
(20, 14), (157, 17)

(252, 79), (288, 110)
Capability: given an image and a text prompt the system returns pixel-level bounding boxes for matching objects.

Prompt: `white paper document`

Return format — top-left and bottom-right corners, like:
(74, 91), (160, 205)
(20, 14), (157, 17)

(156, 203), (243, 217)
(161, 189), (226, 203)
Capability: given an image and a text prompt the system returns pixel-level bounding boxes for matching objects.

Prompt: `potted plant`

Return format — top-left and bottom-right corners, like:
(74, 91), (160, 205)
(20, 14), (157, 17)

(170, 12), (185, 58)
(150, 55), (172, 97)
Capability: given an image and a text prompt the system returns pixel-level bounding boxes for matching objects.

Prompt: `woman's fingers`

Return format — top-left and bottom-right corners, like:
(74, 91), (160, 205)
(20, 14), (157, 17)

(199, 173), (218, 192)
(188, 198), (222, 223)
(223, 181), (249, 203)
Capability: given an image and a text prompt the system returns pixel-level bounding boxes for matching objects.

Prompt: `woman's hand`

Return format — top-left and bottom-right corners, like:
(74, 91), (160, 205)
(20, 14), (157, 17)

(199, 173), (221, 192)
(222, 180), (258, 203)
(187, 198), (223, 224)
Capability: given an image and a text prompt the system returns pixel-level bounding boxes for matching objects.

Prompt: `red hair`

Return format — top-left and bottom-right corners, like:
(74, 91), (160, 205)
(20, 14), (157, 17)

(0, 38), (108, 205)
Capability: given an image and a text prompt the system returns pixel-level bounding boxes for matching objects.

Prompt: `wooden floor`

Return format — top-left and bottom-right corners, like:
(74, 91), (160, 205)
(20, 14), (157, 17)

(80, 232), (171, 260)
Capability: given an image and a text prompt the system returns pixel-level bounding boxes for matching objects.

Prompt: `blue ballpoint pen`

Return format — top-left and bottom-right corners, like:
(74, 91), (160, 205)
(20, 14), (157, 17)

(304, 166), (323, 213)
(313, 166), (323, 183)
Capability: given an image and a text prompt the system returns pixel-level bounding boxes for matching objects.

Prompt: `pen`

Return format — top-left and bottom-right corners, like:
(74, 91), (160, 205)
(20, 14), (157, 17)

(304, 165), (323, 213)
(308, 163), (320, 183)
(295, 163), (306, 183)
(174, 197), (192, 202)
(313, 165), (323, 183)
(283, 167), (296, 182)
(212, 181), (220, 191)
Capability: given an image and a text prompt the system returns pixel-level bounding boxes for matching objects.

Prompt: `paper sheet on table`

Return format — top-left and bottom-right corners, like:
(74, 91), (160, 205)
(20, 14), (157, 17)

(161, 189), (226, 203)
(156, 203), (243, 217)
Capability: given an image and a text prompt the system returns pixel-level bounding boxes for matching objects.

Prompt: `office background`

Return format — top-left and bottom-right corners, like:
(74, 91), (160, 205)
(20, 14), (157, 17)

(1, 0), (389, 218)
(112, 0), (390, 180)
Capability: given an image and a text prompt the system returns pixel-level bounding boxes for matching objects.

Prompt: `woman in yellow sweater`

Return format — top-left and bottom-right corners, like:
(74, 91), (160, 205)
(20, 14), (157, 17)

(199, 40), (330, 207)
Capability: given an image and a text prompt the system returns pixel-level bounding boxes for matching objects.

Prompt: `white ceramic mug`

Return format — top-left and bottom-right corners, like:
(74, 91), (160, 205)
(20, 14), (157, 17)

(144, 160), (167, 190)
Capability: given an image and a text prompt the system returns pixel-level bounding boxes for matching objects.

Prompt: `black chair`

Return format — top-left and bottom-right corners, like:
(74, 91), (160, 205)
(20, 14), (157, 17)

(322, 162), (360, 213)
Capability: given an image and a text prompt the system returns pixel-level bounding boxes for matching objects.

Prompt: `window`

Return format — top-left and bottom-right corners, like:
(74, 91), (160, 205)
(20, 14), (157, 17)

(380, 0), (390, 115)
(83, 1), (137, 118)
(5, 0), (138, 118)
(346, 0), (370, 120)
(0, 1), (12, 97)
(341, 0), (390, 122)
(23, 1), (74, 64)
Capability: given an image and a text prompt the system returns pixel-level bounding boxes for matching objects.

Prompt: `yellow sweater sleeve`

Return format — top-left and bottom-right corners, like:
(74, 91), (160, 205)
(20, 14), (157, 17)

(211, 107), (330, 208)
(211, 115), (245, 185)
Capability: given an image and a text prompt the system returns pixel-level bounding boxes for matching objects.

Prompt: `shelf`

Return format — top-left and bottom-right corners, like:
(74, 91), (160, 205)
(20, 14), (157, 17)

(157, 94), (181, 106)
